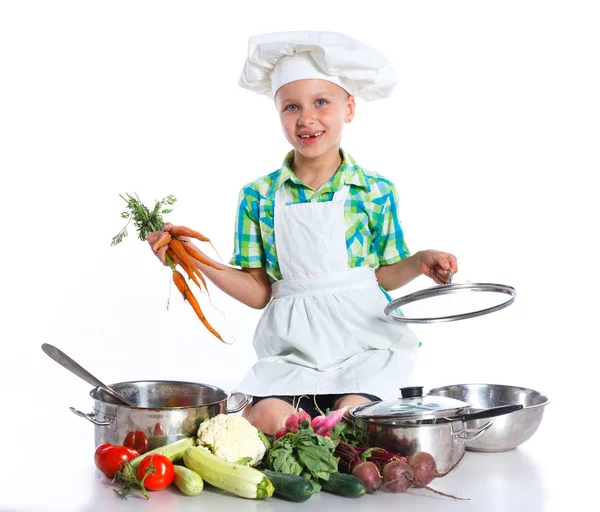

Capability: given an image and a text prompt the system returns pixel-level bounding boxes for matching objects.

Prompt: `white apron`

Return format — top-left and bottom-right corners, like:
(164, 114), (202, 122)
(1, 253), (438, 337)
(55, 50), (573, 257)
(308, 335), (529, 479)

(234, 183), (419, 400)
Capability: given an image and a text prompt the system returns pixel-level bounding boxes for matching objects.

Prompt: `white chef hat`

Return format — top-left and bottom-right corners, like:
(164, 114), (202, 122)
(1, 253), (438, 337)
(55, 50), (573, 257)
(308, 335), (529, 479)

(238, 31), (398, 101)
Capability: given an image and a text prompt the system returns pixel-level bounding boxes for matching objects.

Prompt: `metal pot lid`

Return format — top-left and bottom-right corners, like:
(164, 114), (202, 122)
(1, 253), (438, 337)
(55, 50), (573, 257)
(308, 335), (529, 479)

(384, 271), (516, 324)
(351, 386), (471, 422)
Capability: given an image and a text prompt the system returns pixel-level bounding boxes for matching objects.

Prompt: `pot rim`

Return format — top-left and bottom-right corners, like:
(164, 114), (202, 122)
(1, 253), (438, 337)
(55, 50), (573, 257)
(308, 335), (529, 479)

(427, 383), (551, 410)
(349, 386), (473, 422)
(89, 379), (231, 410)
(349, 406), (466, 428)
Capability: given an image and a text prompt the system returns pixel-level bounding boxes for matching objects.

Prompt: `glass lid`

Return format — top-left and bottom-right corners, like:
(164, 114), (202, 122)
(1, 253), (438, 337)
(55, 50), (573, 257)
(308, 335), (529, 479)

(351, 386), (471, 421)
(384, 271), (516, 324)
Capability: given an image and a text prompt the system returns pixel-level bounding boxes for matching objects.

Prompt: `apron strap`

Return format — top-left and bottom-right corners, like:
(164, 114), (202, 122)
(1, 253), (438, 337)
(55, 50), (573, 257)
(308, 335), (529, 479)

(279, 180), (352, 205)
(272, 266), (377, 298)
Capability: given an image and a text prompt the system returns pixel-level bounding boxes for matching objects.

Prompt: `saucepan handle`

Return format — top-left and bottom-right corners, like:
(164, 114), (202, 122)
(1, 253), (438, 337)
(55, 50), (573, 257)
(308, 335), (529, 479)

(70, 407), (112, 426)
(226, 392), (250, 414)
(458, 404), (523, 422)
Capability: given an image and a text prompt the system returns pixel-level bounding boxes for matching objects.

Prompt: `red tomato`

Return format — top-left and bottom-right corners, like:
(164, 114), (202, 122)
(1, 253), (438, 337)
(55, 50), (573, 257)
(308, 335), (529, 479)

(137, 454), (175, 491)
(153, 422), (165, 437)
(123, 430), (149, 454)
(94, 444), (140, 478)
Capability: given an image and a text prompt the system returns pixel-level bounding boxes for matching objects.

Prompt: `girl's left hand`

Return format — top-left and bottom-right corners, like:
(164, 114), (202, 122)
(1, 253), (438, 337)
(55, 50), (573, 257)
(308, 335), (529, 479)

(417, 250), (458, 284)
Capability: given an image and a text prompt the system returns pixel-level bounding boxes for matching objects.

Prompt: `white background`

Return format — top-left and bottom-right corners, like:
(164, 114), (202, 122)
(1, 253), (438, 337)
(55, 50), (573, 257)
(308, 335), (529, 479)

(0, 1), (598, 511)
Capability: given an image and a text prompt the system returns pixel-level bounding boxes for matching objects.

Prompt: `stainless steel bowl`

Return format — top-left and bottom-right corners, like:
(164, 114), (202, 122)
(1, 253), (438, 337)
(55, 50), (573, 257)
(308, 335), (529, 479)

(427, 383), (549, 452)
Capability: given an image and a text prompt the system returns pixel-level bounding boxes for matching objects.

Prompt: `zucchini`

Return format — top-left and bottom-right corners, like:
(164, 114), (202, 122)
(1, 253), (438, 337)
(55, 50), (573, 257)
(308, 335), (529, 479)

(173, 465), (204, 496)
(183, 446), (274, 499)
(262, 470), (313, 502)
(320, 472), (366, 497)
(128, 437), (195, 470)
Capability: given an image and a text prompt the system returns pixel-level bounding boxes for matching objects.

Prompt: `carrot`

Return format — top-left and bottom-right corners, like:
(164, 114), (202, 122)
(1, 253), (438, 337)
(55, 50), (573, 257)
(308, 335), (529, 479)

(167, 248), (204, 291)
(165, 247), (181, 267)
(178, 238), (222, 270)
(192, 264), (209, 291)
(172, 270), (225, 343)
(152, 231), (171, 253)
(169, 225), (210, 242)
(168, 238), (202, 273)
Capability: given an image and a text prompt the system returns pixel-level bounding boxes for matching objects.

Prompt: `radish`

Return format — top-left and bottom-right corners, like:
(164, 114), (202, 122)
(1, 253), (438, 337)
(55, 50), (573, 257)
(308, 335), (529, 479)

(297, 409), (311, 425)
(285, 413), (299, 433)
(314, 407), (348, 436)
(311, 415), (325, 430)
(408, 451), (465, 487)
(274, 426), (288, 439)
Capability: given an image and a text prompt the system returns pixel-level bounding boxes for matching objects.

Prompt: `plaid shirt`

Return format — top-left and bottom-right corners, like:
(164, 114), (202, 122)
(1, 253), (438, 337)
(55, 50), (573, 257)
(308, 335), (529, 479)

(230, 149), (410, 283)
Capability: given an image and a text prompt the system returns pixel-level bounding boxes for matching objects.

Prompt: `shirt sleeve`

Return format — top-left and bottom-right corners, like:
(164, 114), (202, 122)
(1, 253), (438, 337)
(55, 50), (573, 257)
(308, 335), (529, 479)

(372, 183), (410, 265)
(229, 186), (265, 268)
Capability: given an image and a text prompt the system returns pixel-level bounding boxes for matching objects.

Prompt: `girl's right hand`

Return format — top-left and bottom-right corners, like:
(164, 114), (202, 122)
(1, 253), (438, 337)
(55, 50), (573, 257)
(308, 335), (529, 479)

(146, 223), (173, 266)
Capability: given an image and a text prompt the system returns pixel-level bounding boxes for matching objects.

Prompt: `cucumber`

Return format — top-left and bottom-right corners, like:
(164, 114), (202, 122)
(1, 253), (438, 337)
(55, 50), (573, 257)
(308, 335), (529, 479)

(320, 472), (366, 497)
(262, 470), (314, 502)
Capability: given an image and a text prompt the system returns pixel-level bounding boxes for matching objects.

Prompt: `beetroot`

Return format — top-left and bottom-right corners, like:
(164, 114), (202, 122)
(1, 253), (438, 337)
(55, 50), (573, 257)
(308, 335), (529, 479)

(354, 445), (408, 470)
(352, 461), (382, 493)
(408, 451), (465, 487)
(382, 460), (414, 493)
(382, 459), (469, 500)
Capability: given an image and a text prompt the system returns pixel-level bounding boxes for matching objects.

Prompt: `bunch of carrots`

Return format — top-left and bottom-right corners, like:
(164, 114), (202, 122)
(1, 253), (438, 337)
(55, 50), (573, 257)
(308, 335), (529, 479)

(111, 193), (226, 343)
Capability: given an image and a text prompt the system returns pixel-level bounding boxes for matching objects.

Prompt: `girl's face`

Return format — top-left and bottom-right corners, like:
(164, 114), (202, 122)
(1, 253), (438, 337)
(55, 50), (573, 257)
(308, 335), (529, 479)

(274, 79), (355, 161)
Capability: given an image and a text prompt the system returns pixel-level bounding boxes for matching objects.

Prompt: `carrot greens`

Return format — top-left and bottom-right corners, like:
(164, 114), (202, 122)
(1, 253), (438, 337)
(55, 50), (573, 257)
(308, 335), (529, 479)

(111, 193), (176, 246)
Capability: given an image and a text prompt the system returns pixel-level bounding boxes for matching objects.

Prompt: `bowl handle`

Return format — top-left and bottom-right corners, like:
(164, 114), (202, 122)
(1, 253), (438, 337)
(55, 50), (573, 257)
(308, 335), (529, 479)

(456, 420), (494, 442)
(226, 393), (250, 414)
(69, 407), (112, 426)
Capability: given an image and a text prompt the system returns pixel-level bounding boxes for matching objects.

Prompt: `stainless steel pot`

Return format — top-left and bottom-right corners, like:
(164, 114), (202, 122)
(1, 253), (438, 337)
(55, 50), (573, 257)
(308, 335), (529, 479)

(70, 380), (249, 449)
(349, 386), (522, 471)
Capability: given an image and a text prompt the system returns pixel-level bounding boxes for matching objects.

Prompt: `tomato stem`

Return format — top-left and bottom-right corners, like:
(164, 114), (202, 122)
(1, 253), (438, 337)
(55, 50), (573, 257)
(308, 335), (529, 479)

(112, 460), (154, 500)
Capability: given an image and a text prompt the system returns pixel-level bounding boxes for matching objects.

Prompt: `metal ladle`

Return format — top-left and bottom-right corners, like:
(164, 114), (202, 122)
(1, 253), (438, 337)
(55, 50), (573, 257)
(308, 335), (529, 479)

(41, 343), (137, 407)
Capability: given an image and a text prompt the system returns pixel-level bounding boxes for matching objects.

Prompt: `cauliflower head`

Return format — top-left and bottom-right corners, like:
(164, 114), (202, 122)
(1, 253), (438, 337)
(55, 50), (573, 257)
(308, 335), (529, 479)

(196, 414), (266, 467)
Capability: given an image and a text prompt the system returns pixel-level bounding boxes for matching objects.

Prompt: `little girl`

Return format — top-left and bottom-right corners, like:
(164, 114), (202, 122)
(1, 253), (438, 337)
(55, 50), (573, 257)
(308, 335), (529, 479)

(149, 31), (457, 435)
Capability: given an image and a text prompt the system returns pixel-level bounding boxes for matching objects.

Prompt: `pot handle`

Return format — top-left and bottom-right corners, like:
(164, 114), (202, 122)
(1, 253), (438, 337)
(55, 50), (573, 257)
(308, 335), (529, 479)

(226, 392), (250, 414)
(70, 407), (112, 427)
(455, 404), (523, 422)
(456, 420), (494, 442)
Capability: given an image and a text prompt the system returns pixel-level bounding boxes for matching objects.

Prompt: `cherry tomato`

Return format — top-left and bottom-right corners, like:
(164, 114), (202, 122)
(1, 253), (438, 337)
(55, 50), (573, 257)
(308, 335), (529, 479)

(123, 430), (149, 454)
(94, 444), (140, 478)
(137, 454), (175, 491)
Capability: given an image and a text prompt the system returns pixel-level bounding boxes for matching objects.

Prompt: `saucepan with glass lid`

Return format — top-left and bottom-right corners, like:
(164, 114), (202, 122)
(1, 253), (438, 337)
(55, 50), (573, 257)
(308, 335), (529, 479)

(347, 272), (521, 470)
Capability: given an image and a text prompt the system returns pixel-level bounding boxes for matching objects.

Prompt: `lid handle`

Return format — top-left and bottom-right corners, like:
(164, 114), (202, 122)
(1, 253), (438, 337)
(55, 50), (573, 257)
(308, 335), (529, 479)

(400, 386), (424, 398)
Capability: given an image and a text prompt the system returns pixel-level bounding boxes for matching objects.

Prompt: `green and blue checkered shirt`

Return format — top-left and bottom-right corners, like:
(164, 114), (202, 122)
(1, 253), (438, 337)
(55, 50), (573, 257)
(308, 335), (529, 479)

(230, 149), (410, 283)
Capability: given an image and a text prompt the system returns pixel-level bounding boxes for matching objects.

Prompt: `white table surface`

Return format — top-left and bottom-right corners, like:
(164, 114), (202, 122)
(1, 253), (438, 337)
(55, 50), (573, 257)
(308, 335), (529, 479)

(0, 394), (588, 512)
